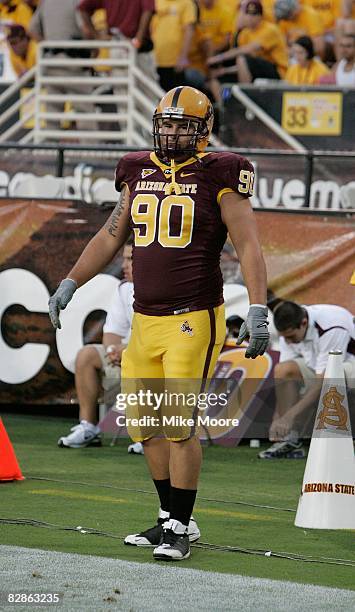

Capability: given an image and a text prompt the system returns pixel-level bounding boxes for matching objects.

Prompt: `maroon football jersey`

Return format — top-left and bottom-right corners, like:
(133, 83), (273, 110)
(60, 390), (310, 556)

(115, 151), (254, 316)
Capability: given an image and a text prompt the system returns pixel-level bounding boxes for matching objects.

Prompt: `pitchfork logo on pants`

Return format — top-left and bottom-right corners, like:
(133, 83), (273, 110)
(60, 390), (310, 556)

(180, 321), (194, 336)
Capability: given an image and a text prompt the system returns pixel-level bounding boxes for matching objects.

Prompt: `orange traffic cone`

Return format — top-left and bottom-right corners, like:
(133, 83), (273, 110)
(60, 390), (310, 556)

(0, 418), (24, 481)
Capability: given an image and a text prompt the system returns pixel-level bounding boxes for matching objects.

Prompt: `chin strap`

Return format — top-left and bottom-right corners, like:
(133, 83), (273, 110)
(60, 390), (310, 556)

(164, 158), (182, 195)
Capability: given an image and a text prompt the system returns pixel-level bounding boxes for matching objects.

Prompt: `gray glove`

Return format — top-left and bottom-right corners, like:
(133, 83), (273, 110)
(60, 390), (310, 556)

(236, 305), (270, 359)
(48, 279), (77, 329)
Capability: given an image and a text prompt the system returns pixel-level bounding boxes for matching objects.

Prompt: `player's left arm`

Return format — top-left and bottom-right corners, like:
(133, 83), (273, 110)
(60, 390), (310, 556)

(220, 191), (269, 358)
(220, 191), (267, 305)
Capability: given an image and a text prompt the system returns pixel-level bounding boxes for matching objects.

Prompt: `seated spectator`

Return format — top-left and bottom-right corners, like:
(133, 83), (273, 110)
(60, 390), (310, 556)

(151, 0), (197, 91)
(335, 1), (355, 54)
(259, 300), (355, 459)
(303, 0), (341, 35)
(23, 0), (39, 14)
(259, 0), (277, 22)
(91, 8), (111, 73)
(188, 0), (234, 82)
(274, 0), (325, 57)
(207, 0), (288, 83)
(285, 35), (329, 84)
(58, 242), (134, 449)
(340, 0), (355, 20)
(318, 32), (355, 83)
(0, 0), (33, 28)
(6, 24), (36, 76)
(333, 33), (355, 84)
(186, 0), (235, 115)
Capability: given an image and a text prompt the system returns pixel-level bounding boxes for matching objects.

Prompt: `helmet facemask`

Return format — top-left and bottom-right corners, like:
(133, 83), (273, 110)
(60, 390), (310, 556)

(153, 114), (208, 161)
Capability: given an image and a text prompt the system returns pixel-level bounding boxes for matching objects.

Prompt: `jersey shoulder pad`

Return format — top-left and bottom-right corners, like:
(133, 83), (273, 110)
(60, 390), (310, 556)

(206, 152), (255, 201)
(115, 151), (151, 192)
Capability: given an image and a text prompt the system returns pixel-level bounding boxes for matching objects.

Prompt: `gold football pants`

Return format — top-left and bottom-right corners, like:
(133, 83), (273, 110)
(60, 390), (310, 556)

(120, 305), (225, 441)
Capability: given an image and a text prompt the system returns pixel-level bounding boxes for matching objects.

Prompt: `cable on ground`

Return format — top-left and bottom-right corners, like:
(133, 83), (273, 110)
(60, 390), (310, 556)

(1, 517), (354, 568)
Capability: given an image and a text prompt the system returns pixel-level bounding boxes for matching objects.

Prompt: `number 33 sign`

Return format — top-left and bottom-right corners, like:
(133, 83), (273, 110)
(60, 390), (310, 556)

(281, 92), (342, 136)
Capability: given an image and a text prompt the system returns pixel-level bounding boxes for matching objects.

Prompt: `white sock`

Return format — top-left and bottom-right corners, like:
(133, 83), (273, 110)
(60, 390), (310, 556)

(158, 508), (170, 521)
(80, 420), (100, 433)
(163, 518), (187, 535)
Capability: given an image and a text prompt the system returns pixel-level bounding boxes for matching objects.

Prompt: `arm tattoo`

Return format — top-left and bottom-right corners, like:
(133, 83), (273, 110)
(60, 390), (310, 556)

(105, 187), (127, 237)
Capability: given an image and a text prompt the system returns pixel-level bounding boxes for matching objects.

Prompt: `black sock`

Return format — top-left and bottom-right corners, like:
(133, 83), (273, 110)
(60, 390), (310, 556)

(153, 478), (171, 513)
(169, 486), (197, 527)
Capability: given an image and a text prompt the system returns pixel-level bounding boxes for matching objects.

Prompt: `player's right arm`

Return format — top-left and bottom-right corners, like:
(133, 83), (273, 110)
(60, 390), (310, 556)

(48, 186), (131, 329)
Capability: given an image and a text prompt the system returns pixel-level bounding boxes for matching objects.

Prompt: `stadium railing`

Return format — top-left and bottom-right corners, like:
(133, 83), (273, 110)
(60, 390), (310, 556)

(0, 40), (165, 146)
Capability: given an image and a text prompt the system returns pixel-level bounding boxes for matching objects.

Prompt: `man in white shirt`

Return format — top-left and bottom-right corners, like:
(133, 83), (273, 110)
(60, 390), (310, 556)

(58, 242), (134, 448)
(335, 34), (355, 87)
(259, 300), (355, 459)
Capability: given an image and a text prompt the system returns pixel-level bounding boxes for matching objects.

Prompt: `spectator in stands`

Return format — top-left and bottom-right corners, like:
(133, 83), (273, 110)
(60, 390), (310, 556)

(78, 0), (156, 78)
(58, 241), (135, 449)
(87, 8), (111, 74)
(259, 301), (355, 459)
(198, 0), (234, 55)
(207, 0), (288, 84)
(187, 0), (234, 88)
(305, 0), (341, 36)
(23, 0), (39, 14)
(341, 0), (355, 20)
(0, 0), (33, 29)
(274, 0), (325, 57)
(285, 36), (329, 84)
(151, 0), (197, 91)
(335, 1), (355, 52)
(318, 33), (355, 83)
(333, 33), (355, 84)
(29, 0), (98, 135)
(6, 23), (36, 76)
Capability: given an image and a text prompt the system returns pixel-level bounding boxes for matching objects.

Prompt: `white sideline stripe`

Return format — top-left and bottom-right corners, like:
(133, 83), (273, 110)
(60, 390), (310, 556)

(0, 546), (354, 611)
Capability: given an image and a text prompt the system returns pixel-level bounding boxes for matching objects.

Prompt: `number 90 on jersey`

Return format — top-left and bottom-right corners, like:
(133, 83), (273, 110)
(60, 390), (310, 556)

(131, 194), (194, 249)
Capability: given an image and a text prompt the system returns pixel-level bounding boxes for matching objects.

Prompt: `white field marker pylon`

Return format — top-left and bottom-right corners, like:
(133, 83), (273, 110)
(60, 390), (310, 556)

(295, 351), (355, 529)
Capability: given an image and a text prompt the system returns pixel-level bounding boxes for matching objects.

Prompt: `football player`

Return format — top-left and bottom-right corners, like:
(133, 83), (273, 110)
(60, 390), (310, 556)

(48, 86), (269, 561)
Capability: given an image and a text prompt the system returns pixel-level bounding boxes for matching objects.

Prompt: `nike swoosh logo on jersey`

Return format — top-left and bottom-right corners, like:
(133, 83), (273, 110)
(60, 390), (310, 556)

(180, 172), (195, 177)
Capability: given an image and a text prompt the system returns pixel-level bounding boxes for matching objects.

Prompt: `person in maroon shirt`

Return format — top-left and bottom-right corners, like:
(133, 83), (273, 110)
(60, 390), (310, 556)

(78, 0), (154, 51)
(78, 0), (156, 83)
(49, 86), (269, 562)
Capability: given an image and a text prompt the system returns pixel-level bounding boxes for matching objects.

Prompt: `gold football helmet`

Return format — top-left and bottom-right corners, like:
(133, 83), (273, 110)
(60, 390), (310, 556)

(153, 86), (214, 159)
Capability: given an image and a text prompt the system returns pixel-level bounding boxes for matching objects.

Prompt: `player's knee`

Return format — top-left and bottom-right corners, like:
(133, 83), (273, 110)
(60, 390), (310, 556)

(75, 346), (101, 372)
(274, 360), (300, 379)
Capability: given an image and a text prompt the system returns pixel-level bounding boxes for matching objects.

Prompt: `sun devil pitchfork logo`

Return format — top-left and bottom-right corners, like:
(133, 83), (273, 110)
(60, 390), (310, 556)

(141, 169), (157, 178)
(316, 386), (349, 431)
(181, 321), (194, 336)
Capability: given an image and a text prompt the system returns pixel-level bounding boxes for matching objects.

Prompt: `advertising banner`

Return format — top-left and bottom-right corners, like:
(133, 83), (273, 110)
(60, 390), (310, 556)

(0, 146), (354, 211)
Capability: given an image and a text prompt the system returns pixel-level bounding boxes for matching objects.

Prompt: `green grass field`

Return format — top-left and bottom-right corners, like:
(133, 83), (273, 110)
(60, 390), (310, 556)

(1, 413), (354, 591)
